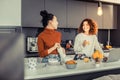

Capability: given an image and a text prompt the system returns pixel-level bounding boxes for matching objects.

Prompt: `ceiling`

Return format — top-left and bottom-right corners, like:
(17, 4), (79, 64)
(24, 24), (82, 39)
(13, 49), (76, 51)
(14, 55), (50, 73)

(79, 0), (120, 5)
(95, 0), (120, 5)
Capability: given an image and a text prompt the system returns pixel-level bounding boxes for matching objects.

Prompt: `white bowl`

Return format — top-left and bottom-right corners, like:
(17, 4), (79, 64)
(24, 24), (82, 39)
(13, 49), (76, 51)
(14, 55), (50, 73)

(65, 63), (77, 69)
(48, 58), (59, 65)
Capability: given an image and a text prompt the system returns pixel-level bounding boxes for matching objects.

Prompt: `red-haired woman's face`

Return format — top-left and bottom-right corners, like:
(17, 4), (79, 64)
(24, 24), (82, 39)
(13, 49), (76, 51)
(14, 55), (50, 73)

(82, 21), (90, 33)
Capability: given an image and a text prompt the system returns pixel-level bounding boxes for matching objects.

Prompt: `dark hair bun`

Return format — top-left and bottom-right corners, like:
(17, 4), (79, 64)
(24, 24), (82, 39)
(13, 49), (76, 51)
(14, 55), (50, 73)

(40, 10), (48, 17)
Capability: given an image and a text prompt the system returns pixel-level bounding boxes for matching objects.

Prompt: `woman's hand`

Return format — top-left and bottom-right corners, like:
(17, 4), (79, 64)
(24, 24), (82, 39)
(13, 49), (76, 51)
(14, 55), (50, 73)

(83, 40), (90, 47)
(53, 43), (61, 49)
(48, 43), (60, 54)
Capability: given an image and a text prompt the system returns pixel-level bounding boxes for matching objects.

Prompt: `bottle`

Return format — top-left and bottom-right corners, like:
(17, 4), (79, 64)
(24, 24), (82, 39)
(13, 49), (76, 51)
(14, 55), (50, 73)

(57, 47), (66, 63)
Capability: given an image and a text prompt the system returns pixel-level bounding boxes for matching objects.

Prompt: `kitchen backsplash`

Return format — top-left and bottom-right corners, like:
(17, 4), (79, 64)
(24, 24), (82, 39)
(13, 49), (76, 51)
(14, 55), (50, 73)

(22, 27), (108, 45)
(22, 27), (111, 57)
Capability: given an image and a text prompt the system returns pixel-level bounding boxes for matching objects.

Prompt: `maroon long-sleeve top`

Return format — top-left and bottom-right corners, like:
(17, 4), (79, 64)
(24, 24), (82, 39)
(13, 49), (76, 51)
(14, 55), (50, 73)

(37, 28), (61, 57)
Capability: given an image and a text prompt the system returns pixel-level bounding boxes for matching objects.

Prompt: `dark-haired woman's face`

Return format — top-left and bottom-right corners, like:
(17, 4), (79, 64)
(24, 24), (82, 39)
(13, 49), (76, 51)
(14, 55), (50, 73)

(51, 16), (58, 29)
(82, 21), (90, 33)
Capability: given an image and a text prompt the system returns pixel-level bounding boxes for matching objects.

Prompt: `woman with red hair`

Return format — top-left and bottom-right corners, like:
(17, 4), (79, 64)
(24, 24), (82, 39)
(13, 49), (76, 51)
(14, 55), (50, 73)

(74, 18), (104, 57)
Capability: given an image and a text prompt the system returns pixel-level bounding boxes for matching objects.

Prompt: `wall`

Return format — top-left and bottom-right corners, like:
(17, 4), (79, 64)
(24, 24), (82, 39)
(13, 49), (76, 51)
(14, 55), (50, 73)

(22, 28), (108, 43)
(111, 6), (120, 47)
(0, 0), (21, 26)
(22, 27), (108, 57)
(98, 29), (108, 45)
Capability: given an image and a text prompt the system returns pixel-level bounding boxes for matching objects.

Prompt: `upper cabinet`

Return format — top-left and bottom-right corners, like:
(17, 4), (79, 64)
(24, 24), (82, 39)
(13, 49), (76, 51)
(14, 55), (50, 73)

(102, 4), (117, 29)
(22, 0), (44, 27)
(86, 2), (117, 29)
(0, 0), (21, 26)
(86, 2), (103, 29)
(67, 1), (117, 29)
(45, 0), (66, 28)
(21, 0), (117, 29)
(22, 0), (66, 28)
(67, 0), (86, 28)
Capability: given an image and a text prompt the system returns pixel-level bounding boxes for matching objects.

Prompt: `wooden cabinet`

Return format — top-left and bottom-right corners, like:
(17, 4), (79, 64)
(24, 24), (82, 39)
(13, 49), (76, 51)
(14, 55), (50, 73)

(86, 2), (103, 29)
(21, 0), (117, 29)
(22, 0), (66, 28)
(0, 0), (21, 26)
(102, 4), (117, 29)
(67, 0), (86, 28)
(22, 0), (44, 27)
(86, 2), (117, 29)
(67, 1), (117, 29)
(45, 0), (66, 28)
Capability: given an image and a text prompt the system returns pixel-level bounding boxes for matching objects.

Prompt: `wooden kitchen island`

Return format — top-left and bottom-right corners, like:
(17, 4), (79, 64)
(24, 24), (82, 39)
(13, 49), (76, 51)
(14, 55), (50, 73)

(24, 48), (120, 80)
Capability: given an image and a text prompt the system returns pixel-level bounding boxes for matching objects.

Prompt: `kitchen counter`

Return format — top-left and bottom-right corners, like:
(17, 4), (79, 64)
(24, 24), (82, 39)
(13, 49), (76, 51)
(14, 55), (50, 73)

(24, 48), (120, 80)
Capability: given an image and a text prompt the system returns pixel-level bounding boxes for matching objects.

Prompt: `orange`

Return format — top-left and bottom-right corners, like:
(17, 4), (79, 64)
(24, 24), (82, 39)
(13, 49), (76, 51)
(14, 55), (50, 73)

(92, 50), (103, 59)
(66, 60), (76, 64)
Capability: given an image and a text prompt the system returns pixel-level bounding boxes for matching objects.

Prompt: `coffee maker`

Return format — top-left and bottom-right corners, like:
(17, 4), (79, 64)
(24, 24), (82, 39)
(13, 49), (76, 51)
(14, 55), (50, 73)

(27, 37), (38, 52)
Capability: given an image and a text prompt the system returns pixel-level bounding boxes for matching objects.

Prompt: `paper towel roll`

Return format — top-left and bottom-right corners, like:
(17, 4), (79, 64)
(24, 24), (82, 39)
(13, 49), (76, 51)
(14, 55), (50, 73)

(57, 47), (66, 62)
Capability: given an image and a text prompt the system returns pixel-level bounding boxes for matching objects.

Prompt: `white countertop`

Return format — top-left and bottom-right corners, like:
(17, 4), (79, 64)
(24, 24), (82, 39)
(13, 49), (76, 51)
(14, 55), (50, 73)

(24, 50), (120, 80)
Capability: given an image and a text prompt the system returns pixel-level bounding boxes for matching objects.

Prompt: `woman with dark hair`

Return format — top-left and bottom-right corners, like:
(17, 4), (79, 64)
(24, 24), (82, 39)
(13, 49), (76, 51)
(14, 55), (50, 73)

(74, 18), (104, 57)
(37, 10), (63, 62)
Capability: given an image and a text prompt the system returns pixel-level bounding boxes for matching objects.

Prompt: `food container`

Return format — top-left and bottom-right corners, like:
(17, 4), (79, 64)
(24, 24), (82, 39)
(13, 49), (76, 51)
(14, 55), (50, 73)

(95, 63), (100, 67)
(65, 60), (77, 69)
(48, 58), (59, 65)
(65, 63), (77, 69)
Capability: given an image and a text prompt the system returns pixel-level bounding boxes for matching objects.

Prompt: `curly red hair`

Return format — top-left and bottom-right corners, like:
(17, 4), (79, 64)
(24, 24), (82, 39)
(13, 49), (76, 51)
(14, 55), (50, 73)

(78, 18), (98, 35)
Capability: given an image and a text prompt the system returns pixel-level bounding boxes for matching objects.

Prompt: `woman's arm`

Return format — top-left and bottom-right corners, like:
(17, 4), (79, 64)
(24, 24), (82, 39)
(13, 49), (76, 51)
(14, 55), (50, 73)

(74, 34), (84, 53)
(48, 43), (60, 54)
(37, 37), (48, 57)
(94, 36), (104, 54)
(37, 37), (60, 57)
